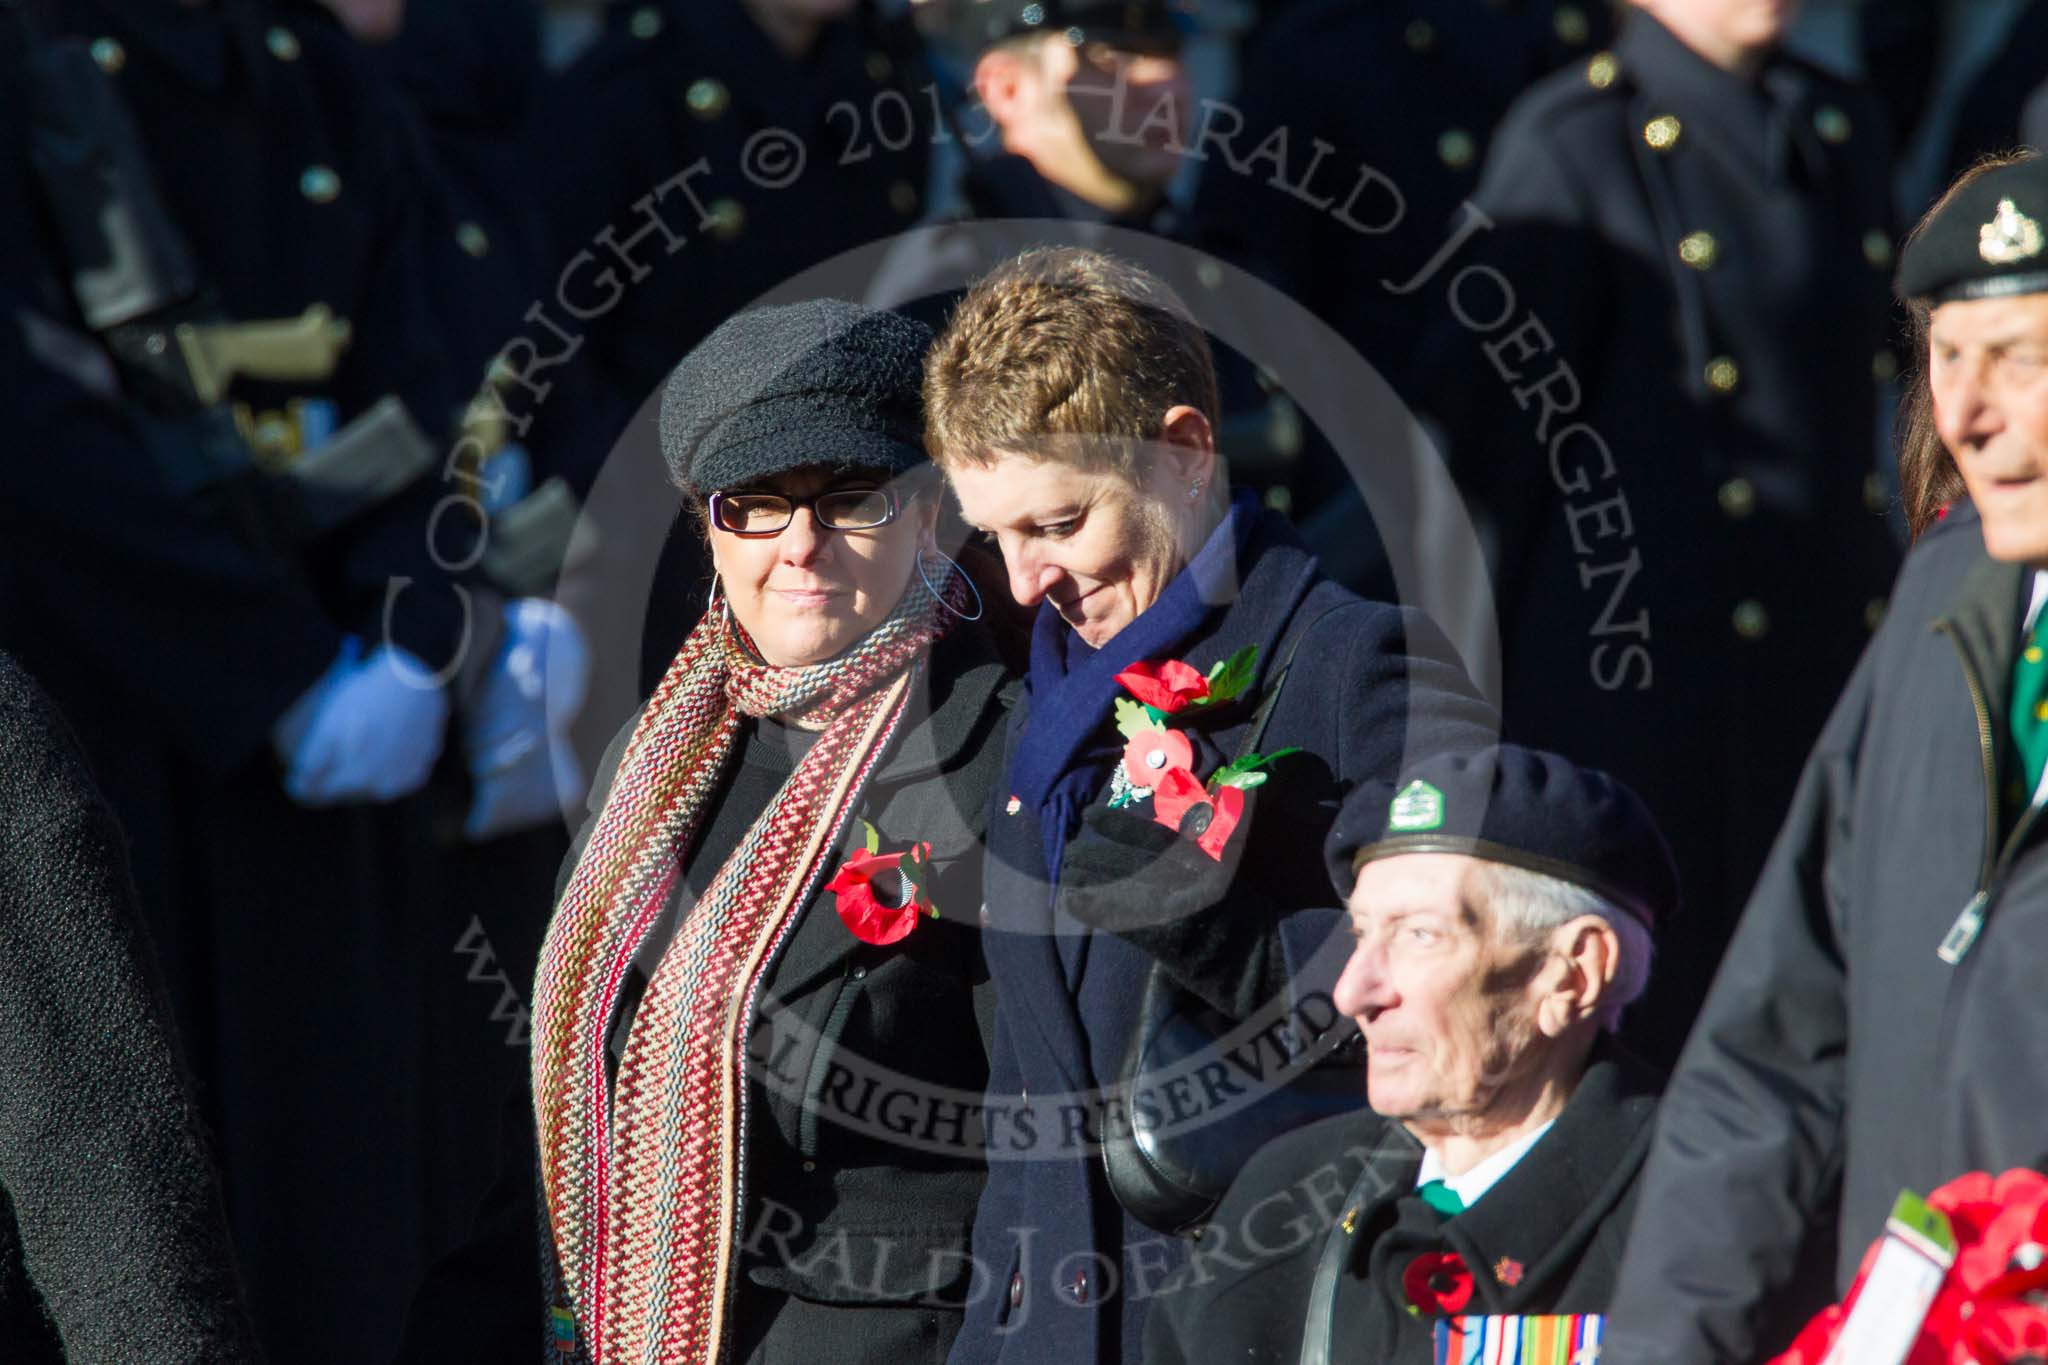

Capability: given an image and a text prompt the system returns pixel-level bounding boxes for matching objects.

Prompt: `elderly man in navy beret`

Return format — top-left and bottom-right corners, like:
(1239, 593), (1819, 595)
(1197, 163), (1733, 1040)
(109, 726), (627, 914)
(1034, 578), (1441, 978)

(1147, 745), (1673, 1365)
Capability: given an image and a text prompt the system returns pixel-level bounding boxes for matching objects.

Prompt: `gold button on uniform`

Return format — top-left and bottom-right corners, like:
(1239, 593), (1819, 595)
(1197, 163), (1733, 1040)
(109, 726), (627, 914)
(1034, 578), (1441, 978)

(1732, 600), (1770, 641)
(686, 78), (729, 119)
(1555, 5), (1590, 45)
(629, 6), (663, 39)
(2029, 645), (2046, 665)
(1438, 129), (1476, 170)
(1643, 115), (1681, 151)
(266, 26), (301, 61)
(456, 221), (491, 258)
(90, 37), (125, 73)
(1866, 598), (1888, 632)
(1864, 471), (1889, 514)
(1872, 350), (1899, 382)
(865, 51), (893, 82)
(705, 198), (746, 240)
(889, 180), (919, 216)
(1717, 476), (1756, 519)
(1863, 230), (1893, 269)
(1705, 356), (1741, 394)
(1813, 105), (1852, 144)
(1679, 230), (1718, 269)
(300, 165), (342, 204)
(1586, 52), (1619, 89)
(1405, 19), (1436, 53)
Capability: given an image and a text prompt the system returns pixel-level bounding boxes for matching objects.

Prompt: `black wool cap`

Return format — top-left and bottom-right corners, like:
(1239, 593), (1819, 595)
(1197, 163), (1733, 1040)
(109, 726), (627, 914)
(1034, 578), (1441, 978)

(1898, 154), (2048, 305)
(1324, 745), (1677, 932)
(929, 0), (1193, 56)
(658, 299), (933, 496)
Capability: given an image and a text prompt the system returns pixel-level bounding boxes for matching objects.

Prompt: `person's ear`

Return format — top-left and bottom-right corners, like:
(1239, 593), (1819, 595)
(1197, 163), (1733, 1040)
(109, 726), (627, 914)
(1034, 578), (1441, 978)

(1533, 916), (1620, 1038)
(1156, 405), (1217, 487)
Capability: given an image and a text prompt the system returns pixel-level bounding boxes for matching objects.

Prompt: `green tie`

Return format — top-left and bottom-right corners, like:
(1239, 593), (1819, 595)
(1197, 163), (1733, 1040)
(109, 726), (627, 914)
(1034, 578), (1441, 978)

(2011, 615), (2048, 809)
(1417, 1179), (1466, 1218)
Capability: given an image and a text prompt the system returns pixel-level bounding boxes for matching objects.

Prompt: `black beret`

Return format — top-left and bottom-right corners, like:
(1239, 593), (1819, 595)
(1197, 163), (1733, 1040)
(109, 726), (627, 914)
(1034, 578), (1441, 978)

(1324, 745), (1677, 932)
(657, 300), (933, 496)
(1898, 154), (2048, 305)
(928, 0), (1192, 56)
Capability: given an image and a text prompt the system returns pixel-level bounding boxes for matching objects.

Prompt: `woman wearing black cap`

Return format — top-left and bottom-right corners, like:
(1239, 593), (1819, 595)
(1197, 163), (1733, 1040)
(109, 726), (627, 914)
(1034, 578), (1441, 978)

(525, 299), (1010, 1365)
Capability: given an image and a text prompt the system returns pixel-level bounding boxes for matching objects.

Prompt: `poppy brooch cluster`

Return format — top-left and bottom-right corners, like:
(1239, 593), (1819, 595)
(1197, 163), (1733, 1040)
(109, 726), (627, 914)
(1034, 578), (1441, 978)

(827, 819), (938, 945)
(1107, 645), (1298, 862)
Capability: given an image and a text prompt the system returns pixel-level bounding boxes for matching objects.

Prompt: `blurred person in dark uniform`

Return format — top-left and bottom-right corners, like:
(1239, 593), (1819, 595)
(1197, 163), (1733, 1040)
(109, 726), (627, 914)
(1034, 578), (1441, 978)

(523, 0), (933, 694)
(1397, 0), (1903, 1068)
(1184, 0), (1614, 590)
(0, 3), (584, 1358)
(1602, 149), (2048, 1365)
(1940, 0), (2048, 183)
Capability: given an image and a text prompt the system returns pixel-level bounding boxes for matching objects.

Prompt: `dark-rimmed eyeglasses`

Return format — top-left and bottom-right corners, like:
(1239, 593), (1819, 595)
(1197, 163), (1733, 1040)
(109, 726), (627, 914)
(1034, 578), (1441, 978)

(706, 486), (912, 537)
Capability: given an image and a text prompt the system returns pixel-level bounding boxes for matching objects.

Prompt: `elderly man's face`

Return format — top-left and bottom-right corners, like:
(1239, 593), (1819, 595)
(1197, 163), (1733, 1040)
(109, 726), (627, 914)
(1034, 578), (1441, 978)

(1332, 854), (1554, 1128)
(1931, 293), (2048, 567)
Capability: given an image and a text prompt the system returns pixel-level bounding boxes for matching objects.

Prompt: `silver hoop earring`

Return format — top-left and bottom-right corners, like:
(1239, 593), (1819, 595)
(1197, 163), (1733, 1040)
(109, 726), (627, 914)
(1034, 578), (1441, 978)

(918, 547), (984, 622)
(706, 573), (732, 625)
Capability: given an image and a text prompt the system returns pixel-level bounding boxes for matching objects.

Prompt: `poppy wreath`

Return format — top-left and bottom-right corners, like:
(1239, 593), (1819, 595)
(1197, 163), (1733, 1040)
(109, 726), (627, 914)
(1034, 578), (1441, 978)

(1770, 1169), (2048, 1365)
(1107, 645), (1298, 862)
(826, 819), (938, 945)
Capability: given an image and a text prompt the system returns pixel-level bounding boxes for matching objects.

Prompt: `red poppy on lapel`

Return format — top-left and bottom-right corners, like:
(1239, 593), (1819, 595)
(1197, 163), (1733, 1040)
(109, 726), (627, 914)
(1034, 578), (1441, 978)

(826, 829), (937, 945)
(1402, 1251), (1474, 1316)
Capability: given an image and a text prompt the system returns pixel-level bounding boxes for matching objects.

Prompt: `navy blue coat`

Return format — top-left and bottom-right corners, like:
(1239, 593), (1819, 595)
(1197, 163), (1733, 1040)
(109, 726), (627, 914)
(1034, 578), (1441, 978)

(951, 512), (1499, 1365)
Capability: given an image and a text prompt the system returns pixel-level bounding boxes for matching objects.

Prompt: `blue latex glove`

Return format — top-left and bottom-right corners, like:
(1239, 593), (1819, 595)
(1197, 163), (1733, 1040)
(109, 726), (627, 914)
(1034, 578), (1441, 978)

(462, 598), (589, 841)
(275, 638), (451, 805)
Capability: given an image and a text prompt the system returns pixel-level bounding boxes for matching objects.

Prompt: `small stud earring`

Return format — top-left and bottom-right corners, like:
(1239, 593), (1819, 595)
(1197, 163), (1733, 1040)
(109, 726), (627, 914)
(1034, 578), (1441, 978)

(1187, 478), (1204, 502)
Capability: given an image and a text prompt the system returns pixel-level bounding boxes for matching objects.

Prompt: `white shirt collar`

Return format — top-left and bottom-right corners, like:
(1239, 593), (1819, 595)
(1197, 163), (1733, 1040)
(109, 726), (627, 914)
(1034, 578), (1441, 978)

(1415, 1119), (1557, 1209)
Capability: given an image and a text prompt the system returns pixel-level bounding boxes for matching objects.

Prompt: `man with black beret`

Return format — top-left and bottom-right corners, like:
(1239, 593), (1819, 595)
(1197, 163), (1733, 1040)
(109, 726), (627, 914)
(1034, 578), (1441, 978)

(1147, 744), (1671, 1365)
(1601, 150), (2048, 1365)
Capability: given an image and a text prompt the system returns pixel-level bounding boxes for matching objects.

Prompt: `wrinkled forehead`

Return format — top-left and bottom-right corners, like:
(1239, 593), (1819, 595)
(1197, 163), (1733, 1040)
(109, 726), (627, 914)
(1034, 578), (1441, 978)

(1347, 851), (1494, 924)
(1928, 292), (2048, 351)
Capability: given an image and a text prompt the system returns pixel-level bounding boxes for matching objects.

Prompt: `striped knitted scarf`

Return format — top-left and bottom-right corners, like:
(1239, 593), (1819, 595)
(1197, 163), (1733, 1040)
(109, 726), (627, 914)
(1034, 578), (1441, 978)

(533, 574), (960, 1364)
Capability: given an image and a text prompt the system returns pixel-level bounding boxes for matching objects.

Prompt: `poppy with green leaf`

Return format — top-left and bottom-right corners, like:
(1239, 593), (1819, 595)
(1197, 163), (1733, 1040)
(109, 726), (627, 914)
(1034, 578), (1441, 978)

(1104, 646), (1301, 860)
(826, 818), (939, 945)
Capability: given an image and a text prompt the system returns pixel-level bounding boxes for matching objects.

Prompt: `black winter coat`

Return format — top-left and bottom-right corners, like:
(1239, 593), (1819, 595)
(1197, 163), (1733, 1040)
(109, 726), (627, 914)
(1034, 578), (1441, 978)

(1146, 1046), (1660, 1365)
(0, 651), (262, 1364)
(1603, 500), (2048, 1364)
(951, 512), (1500, 1365)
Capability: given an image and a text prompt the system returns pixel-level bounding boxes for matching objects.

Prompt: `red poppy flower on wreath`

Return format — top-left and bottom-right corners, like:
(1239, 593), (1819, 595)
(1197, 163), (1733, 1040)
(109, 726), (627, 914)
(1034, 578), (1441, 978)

(1402, 1251), (1474, 1316)
(1114, 659), (1211, 714)
(827, 821), (938, 945)
(1150, 768), (1248, 861)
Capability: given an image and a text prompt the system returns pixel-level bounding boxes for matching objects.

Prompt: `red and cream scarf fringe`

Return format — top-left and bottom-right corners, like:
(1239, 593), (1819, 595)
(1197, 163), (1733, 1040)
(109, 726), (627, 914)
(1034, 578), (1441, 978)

(533, 576), (960, 1364)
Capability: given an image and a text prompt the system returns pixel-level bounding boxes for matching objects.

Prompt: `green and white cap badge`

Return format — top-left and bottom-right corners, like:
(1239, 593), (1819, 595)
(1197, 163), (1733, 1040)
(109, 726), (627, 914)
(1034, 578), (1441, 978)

(1388, 778), (1445, 832)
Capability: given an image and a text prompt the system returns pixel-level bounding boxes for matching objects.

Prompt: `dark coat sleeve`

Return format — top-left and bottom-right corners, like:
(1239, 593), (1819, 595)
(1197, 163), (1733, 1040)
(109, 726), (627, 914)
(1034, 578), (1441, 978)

(0, 656), (264, 1362)
(1600, 645), (1869, 1365)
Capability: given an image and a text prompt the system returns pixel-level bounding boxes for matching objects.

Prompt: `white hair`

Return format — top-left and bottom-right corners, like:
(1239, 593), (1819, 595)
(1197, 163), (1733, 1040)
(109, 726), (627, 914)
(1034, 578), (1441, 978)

(1475, 862), (1654, 1033)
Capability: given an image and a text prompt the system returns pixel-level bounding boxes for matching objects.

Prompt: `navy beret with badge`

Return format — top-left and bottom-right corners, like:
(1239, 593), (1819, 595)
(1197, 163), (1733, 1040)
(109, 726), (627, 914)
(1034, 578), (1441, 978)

(657, 299), (933, 497)
(1897, 152), (2048, 304)
(1324, 745), (1678, 932)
